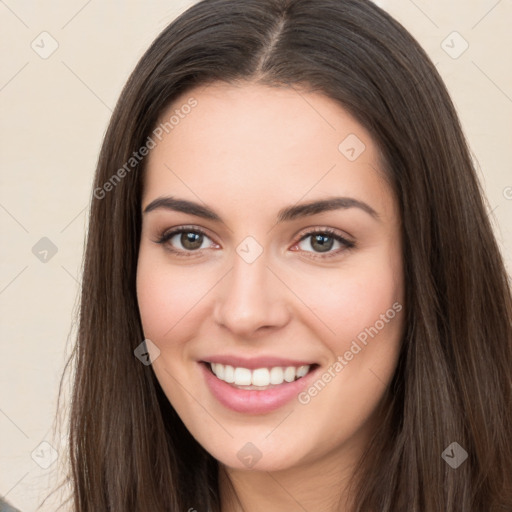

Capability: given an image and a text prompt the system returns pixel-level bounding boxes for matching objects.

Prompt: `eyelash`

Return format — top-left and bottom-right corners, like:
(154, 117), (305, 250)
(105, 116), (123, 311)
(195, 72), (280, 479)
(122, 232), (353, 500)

(154, 225), (355, 259)
(293, 227), (355, 259)
(155, 225), (216, 258)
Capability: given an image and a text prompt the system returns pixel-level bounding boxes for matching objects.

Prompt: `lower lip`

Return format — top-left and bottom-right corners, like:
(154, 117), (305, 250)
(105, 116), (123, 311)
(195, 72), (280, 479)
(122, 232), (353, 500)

(200, 363), (317, 414)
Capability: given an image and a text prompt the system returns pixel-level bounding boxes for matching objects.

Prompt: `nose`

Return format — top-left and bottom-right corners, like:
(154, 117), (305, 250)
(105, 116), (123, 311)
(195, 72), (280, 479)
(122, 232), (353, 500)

(213, 249), (291, 338)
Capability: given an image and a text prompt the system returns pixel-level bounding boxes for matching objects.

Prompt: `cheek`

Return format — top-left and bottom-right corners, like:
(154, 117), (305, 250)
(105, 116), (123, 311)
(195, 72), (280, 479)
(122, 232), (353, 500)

(291, 252), (403, 348)
(136, 265), (180, 341)
(136, 250), (208, 405)
(287, 258), (403, 455)
(136, 248), (213, 342)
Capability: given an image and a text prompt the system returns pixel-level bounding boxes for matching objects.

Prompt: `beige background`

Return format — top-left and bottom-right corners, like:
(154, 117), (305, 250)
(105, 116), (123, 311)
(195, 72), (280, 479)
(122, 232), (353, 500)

(1, 1), (511, 510)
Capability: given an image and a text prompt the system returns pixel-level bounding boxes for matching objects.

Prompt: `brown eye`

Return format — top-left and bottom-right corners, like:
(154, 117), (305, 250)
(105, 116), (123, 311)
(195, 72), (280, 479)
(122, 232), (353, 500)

(180, 231), (204, 250)
(309, 234), (334, 252)
(157, 228), (215, 253)
(295, 229), (354, 256)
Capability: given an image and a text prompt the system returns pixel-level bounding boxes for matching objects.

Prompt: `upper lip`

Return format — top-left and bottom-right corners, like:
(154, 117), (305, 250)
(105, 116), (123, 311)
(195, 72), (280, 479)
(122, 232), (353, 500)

(201, 355), (316, 369)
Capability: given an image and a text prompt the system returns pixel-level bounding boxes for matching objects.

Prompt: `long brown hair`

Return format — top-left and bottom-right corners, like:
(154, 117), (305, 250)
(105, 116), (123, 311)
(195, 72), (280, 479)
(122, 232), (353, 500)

(62, 0), (512, 510)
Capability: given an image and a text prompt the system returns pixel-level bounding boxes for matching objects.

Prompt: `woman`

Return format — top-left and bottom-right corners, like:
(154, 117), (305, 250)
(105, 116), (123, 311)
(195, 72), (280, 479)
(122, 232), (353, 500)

(65, 0), (512, 510)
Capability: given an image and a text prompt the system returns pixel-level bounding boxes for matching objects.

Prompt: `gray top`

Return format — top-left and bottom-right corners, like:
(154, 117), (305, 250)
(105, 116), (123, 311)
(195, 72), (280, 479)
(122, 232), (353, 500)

(0, 498), (21, 512)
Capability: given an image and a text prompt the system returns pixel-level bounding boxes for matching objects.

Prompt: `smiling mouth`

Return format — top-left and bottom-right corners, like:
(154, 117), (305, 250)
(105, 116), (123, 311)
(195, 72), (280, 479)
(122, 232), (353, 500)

(204, 361), (318, 390)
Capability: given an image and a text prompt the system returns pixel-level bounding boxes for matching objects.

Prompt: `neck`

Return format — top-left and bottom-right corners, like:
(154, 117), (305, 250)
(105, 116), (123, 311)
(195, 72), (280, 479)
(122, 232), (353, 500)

(218, 440), (365, 512)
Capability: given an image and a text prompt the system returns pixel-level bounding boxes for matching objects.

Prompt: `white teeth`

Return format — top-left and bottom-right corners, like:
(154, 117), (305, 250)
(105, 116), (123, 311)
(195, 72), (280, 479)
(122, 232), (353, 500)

(209, 362), (311, 387)
(284, 366), (296, 383)
(269, 366), (284, 385)
(252, 368), (270, 387)
(215, 363), (225, 380)
(233, 367), (252, 386)
(224, 364), (235, 383)
(296, 365), (309, 378)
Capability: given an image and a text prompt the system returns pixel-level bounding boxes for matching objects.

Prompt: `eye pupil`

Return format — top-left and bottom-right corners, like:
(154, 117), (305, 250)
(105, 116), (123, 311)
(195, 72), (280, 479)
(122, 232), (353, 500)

(181, 232), (203, 250)
(311, 234), (333, 252)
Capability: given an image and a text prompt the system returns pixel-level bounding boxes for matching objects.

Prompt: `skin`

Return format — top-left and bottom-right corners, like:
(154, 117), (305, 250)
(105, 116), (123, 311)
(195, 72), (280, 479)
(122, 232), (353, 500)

(136, 82), (404, 511)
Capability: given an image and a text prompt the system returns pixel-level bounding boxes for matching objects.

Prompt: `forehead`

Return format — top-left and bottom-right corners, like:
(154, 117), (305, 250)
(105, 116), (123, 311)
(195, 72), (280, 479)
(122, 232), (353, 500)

(142, 82), (394, 221)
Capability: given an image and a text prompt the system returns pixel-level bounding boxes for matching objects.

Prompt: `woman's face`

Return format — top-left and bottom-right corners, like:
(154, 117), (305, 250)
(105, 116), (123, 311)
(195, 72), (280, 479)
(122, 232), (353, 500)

(136, 82), (404, 474)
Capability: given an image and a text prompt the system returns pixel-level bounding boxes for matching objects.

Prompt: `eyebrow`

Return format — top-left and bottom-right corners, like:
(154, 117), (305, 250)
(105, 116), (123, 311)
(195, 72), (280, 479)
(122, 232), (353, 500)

(143, 196), (379, 222)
